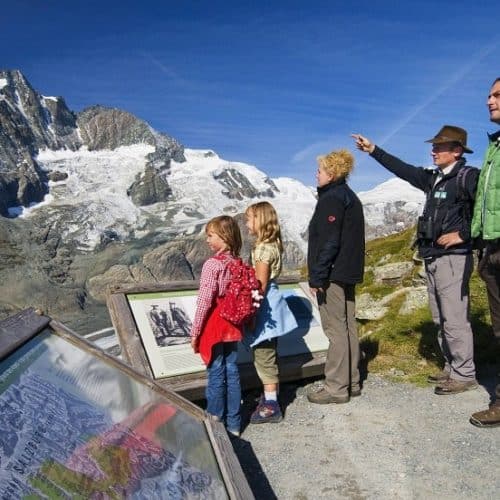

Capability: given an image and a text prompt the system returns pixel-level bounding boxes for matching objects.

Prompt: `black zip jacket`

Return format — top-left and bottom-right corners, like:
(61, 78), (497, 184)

(308, 178), (365, 287)
(370, 146), (480, 259)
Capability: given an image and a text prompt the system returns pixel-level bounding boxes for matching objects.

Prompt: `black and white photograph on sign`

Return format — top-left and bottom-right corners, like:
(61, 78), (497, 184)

(147, 301), (192, 347)
(127, 290), (206, 379)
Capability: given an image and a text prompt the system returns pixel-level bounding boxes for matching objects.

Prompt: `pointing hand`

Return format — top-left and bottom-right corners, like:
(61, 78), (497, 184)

(351, 133), (375, 154)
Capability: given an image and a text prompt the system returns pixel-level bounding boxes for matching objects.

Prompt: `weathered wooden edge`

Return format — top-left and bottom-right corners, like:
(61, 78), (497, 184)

(106, 276), (299, 296)
(162, 352), (327, 400)
(108, 281), (200, 295)
(204, 418), (255, 500)
(0, 308), (51, 361)
(106, 292), (153, 378)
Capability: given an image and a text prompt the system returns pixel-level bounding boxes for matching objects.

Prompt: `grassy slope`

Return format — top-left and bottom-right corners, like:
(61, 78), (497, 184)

(358, 227), (498, 386)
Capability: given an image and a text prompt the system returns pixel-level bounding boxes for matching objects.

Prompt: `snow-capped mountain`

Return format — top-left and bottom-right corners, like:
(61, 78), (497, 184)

(358, 177), (425, 239)
(0, 69), (425, 333)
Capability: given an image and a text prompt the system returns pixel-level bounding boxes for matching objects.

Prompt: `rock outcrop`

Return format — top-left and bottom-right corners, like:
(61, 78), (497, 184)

(0, 70), (81, 215)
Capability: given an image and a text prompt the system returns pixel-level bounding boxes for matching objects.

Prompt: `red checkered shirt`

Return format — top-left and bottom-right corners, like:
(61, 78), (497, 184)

(191, 251), (235, 338)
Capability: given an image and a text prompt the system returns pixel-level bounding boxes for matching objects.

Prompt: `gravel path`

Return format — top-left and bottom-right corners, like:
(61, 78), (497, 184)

(231, 374), (500, 499)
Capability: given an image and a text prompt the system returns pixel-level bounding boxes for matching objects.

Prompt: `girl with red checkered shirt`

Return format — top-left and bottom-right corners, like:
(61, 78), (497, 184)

(190, 215), (243, 437)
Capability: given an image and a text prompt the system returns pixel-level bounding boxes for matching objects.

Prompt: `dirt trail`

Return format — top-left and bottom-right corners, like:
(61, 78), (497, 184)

(232, 373), (500, 499)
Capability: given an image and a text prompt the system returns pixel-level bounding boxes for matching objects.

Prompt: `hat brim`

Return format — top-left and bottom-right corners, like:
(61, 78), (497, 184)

(424, 138), (473, 154)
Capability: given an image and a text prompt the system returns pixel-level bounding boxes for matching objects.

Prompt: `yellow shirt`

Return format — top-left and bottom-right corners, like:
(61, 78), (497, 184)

(251, 242), (282, 280)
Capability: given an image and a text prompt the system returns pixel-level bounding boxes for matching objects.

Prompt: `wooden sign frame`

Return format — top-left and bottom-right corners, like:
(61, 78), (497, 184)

(0, 308), (253, 499)
(106, 280), (328, 400)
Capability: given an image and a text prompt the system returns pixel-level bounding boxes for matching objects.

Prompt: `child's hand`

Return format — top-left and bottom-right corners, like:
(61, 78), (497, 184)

(191, 336), (199, 353)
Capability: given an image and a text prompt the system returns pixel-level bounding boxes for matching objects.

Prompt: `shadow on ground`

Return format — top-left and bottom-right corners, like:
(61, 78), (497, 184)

(230, 435), (277, 500)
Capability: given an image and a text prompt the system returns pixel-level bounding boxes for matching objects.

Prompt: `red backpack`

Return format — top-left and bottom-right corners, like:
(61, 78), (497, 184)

(215, 255), (263, 326)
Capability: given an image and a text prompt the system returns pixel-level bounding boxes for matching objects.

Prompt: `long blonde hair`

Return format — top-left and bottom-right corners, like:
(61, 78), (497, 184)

(245, 201), (283, 253)
(205, 215), (242, 256)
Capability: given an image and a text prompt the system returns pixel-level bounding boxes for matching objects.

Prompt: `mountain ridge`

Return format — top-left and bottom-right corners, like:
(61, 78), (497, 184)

(0, 69), (424, 332)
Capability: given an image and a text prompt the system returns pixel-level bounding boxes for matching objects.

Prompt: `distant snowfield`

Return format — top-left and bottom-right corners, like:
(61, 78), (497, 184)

(26, 146), (421, 251)
(0, 78), (7, 89)
(168, 149), (317, 252)
(30, 146), (317, 252)
(358, 177), (424, 227)
(35, 145), (155, 248)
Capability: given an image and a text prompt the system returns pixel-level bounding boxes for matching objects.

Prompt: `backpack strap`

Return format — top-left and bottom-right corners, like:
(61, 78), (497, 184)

(455, 166), (475, 240)
(213, 252), (234, 263)
(456, 166), (472, 202)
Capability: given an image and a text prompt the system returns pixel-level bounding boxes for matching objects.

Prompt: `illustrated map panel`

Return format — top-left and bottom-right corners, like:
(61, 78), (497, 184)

(0, 330), (227, 498)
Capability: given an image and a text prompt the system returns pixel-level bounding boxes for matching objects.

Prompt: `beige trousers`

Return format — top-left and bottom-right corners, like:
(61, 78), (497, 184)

(318, 282), (360, 397)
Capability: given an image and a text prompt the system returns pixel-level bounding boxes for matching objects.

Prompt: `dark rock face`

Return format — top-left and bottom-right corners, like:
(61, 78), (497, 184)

(47, 170), (68, 182)
(77, 106), (156, 150)
(42, 96), (80, 148)
(0, 157), (48, 216)
(213, 168), (278, 200)
(76, 106), (185, 161)
(0, 70), (80, 154)
(0, 70), (80, 216)
(127, 163), (173, 206)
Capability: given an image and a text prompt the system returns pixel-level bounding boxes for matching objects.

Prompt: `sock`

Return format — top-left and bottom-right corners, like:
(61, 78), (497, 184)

(264, 390), (277, 402)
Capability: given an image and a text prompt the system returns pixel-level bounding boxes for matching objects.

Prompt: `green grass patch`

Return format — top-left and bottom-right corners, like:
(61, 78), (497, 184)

(355, 227), (499, 384)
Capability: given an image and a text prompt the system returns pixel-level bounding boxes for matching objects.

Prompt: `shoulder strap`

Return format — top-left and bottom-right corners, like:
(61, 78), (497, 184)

(456, 166), (472, 202)
(214, 252), (234, 262)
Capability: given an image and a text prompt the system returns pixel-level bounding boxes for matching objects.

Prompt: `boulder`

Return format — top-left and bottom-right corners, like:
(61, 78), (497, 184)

(373, 262), (414, 285)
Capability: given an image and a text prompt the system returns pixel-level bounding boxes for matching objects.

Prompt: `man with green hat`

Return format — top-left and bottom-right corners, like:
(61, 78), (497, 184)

(352, 126), (480, 395)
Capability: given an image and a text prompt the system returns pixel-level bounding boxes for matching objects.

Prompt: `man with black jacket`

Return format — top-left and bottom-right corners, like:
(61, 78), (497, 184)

(352, 126), (480, 395)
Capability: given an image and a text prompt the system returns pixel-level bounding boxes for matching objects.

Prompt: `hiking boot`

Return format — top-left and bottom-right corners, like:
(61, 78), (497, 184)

(351, 388), (362, 398)
(250, 400), (283, 424)
(434, 378), (478, 395)
(307, 387), (350, 405)
(427, 370), (450, 384)
(469, 403), (500, 428)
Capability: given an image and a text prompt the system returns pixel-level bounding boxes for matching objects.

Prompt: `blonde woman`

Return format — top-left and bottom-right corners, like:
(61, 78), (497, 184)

(307, 149), (365, 404)
(244, 201), (297, 423)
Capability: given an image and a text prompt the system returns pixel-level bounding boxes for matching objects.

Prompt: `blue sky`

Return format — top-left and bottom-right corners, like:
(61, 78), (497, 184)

(2, 0), (499, 191)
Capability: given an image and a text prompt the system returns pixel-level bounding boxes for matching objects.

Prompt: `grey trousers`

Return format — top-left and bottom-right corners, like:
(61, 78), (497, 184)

(318, 282), (360, 397)
(425, 253), (476, 382)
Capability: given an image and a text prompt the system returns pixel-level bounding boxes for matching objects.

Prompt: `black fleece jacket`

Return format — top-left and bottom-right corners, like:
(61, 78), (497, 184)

(370, 146), (479, 259)
(307, 178), (365, 287)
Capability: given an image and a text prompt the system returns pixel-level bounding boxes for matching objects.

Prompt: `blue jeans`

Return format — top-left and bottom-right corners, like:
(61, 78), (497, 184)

(206, 342), (241, 433)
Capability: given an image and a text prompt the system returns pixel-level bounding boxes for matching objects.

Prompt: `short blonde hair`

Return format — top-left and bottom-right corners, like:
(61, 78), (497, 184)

(317, 149), (354, 180)
(205, 215), (242, 256)
(245, 201), (283, 253)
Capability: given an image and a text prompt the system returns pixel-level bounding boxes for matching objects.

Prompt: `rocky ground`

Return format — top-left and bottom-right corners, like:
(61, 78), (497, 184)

(231, 373), (500, 500)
